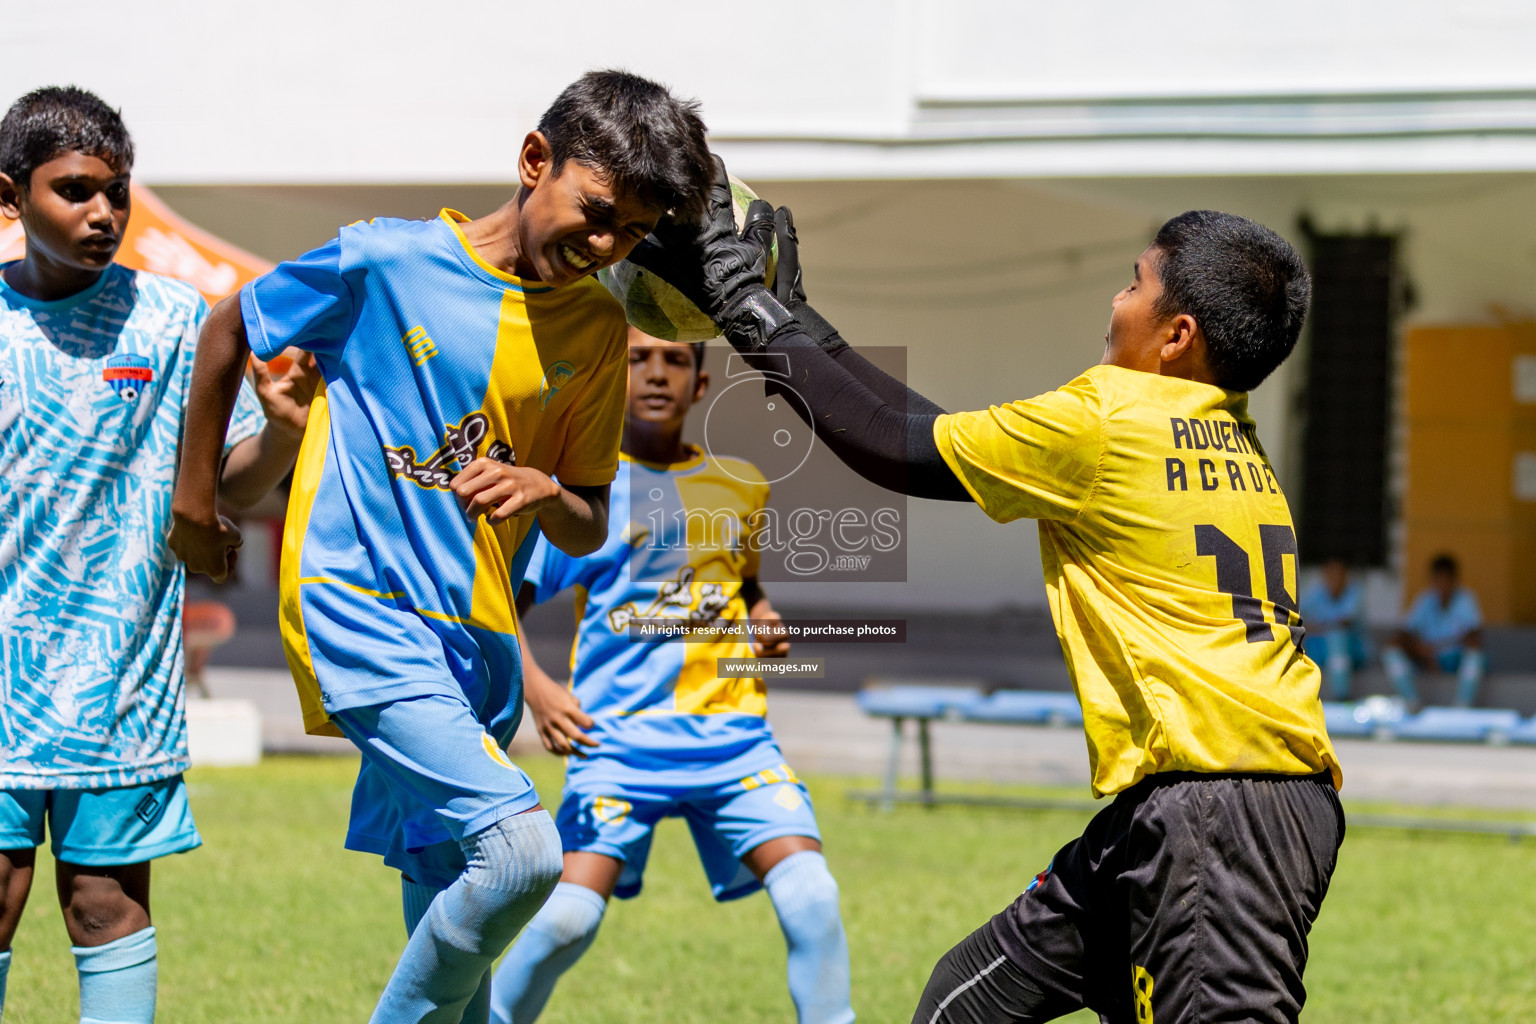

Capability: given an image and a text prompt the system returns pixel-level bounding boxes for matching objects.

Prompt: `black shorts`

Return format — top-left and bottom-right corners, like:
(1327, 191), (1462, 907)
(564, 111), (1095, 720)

(914, 771), (1345, 1024)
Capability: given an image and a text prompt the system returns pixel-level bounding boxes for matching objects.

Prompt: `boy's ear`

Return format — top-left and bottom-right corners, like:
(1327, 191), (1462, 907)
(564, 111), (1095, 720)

(0, 172), (22, 221)
(693, 369), (710, 402)
(518, 131), (553, 191)
(1159, 313), (1200, 364)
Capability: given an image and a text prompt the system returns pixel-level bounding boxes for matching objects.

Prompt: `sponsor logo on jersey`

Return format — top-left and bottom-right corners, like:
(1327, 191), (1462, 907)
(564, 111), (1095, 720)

(103, 355), (153, 402)
(383, 411), (516, 491)
(538, 360), (576, 411)
(606, 565), (732, 635)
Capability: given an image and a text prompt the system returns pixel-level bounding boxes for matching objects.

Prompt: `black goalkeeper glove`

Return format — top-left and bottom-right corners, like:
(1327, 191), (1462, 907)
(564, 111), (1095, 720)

(770, 206), (847, 355)
(627, 156), (795, 353)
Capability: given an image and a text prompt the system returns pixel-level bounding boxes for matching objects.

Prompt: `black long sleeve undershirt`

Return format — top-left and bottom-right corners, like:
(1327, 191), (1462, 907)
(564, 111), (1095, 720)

(749, 330), (972, 502)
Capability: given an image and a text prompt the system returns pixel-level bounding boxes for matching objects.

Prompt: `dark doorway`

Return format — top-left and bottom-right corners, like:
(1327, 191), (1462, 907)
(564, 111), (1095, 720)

(1296, 228), (1399, 567)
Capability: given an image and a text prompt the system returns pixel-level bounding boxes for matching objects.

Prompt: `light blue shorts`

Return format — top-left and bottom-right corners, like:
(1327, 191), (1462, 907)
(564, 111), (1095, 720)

(558, 755), (821, 902)
(1435, 647), (1469, 674)
(332, 693), (542, 889)
(0, 775), (201, 865)
(1308, 631), (1369, 668)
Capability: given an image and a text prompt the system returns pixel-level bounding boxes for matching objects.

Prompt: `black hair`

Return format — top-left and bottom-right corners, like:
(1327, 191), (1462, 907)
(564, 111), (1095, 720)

(1149, 210), (1310, 391)
(1430, 553), (1459, 577)
(0, 86), (133, 188)
(537, 70), (712, 220)
(690, 342), (706, 372)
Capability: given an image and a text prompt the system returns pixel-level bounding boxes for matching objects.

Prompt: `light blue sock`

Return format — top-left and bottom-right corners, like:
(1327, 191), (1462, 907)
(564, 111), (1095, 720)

(1456, 649), (1486, 707)
(370, 812), (562, 1024)
(1383, 647), (1418, 706)
(403, 877), (443, 936)
(73, 926), (157, 1024)
(1324, 650), (1353, 702)
(462, 970), (492, 1024)
(401, 878), (496, 1024)
(764, 851), (855, 1024)
(1, 948), (11, 1018)
(489, 881), (607, 1024)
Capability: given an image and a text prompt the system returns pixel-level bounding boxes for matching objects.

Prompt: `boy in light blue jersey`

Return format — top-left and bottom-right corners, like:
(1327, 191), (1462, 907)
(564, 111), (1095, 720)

(489, 329), (854, 1024)
(1298, 557), (1369, 700)
(0, 87), (316, 1024)
(171, 73), (714, 1024)
(1384, 552), (1485, 707)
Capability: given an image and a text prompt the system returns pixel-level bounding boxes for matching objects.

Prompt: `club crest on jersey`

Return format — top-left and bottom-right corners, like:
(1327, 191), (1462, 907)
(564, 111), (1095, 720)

(103, 355), (153, 402)
(539, 360), (576, 411)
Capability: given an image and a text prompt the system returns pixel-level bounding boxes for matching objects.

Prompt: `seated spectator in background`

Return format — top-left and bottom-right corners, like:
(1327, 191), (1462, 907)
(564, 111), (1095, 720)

(1300, 557), (1369, 700)
(1383, 553), (1485, 708)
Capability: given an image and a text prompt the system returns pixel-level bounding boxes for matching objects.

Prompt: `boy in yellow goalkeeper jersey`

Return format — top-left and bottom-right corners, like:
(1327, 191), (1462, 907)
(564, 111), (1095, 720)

(633, 168), (1342, 1024)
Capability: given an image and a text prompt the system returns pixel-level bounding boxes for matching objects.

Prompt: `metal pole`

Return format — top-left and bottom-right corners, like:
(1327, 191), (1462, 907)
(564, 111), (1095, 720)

(880, 716), (904, 812)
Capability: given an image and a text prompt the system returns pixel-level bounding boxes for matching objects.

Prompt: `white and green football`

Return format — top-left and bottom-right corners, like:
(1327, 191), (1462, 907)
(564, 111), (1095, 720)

(599, 176), (778, 343)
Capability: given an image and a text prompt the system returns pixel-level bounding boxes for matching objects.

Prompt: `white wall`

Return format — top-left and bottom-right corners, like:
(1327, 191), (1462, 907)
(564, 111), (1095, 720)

(917, 0), (1536, 98)
(7, 1), (1536, 183)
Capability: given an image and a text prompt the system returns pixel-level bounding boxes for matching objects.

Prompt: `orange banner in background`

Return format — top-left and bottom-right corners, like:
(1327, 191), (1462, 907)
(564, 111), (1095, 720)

(0, 183), (271, 303)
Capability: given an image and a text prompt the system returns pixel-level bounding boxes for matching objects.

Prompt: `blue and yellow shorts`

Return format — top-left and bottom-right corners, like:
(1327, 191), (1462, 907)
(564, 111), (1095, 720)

(558, 754), (820, 902)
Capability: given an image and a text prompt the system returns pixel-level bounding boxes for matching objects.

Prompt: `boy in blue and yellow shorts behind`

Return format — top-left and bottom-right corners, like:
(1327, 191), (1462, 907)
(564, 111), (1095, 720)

(489, 330), (854, 1024)
(170, 72), (714, 1023)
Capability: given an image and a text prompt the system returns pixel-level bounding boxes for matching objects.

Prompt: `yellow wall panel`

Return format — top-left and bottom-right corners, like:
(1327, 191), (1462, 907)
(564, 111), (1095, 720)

(1403, 323), (1536, 624)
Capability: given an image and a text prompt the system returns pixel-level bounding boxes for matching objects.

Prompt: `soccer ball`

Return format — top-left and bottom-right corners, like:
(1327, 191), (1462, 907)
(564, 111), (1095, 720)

(599, 176), (778, 343)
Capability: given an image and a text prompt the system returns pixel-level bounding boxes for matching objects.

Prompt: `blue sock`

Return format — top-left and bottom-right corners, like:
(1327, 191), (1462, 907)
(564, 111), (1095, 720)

(462, 969), (492, 1024)
(370, 812), (562, 1024)
(1383, 647), (1418, 706)
(1457, 649), (1486, 707)
(1, 948), (11, 1017)
(1324, 651), (1352, 701)
(489, 881), (607, 1024)
(402, 877), (443, 936)
(765, 851), (855, 1024)
(401, 879), (493, 1024)
(73, 926), (157, 1024)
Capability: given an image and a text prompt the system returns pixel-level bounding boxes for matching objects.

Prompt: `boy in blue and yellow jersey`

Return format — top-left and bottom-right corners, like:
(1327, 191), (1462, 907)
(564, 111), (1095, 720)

(633, 176), (1343, 1024)
(0, 87), (316, 1024)
(170, 73), (714, 1024)
(488, 328), (853, 1024)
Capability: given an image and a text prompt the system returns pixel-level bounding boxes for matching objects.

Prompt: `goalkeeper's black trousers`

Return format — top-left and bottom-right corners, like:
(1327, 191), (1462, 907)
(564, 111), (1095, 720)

(913, 770), (1344, 1024)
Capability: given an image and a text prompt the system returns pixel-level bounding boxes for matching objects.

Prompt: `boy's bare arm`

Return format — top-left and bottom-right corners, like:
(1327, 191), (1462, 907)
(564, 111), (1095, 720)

(514, 583), (598, 757)
(451, 464), (608, 557)
(743, 577), (791, 659)
(219, 350), (320, 509)
(170, 296), (251, 582)
(520, 634), (599, 758)
(539, 482), (609, 557)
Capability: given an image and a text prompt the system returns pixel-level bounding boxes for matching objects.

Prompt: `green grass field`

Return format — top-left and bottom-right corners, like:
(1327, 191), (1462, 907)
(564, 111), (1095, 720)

(6, 756), (1536, 1023)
